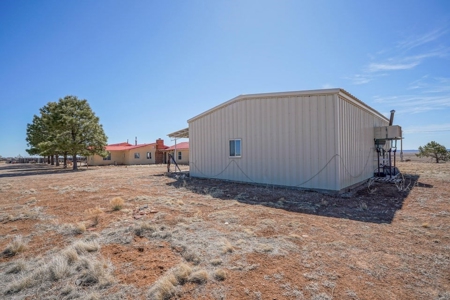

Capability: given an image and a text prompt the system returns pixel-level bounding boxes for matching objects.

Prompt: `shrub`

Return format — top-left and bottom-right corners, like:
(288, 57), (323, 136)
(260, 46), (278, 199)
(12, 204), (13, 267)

(110, 197), (125, 211)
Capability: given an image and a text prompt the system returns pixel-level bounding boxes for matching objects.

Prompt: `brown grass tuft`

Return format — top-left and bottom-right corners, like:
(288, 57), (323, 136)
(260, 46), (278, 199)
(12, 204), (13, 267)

(222, 238), (234, 254)
(62, 246), (80, 264)
(86, 206), (103, 226)
(213, 268), (228, 281)
(148, 275), (177, 300)
(2, 235), (27, 257)
(75, 222), (86, 234)
(49, 255), (70, 281)
(110, 197), (125, 211)
(172, 263), (192, 284)
(73, 240), (100, 254)
(189, 269), (209, 284)
(210, 258), (223, 266)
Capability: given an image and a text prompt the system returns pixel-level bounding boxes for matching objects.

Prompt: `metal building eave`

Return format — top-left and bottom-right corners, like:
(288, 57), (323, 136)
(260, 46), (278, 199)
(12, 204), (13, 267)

(187, 88), (388, 123)
(168, 128), (189, 139)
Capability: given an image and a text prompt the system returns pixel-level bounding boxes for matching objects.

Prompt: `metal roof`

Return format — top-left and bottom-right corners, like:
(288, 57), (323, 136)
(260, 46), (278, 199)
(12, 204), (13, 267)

(168, 127), (189, 139)
(166, 142), (189, 151)
(187, 88), (389, 123)
(105, 143), (156, 151)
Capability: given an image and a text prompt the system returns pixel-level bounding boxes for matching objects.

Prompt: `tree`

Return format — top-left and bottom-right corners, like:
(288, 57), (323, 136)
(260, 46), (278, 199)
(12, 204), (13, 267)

(416, 141), (449, 163)
(26, 96), (108, 170)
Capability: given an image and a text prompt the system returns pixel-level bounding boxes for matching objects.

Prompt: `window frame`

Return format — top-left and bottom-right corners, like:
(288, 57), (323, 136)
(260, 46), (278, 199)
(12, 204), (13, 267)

(134, 152), (140, 159)
(147, 152), (152, 159)
(178, 151), (182, 160)
(229, 139), (241, 158)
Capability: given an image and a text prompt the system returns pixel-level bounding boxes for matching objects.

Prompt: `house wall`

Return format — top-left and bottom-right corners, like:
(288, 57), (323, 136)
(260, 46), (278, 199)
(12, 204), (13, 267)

(89, 151), (125, 166)
(124, 145), (157, 165)
(189, 93), (340, 190)
(170, 149), (189, 165)
(89, 145), (158, 165)
(336, 95), (389, 190)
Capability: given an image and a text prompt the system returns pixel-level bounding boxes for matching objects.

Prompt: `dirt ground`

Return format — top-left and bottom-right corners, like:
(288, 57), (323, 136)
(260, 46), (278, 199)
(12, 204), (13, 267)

(0, 153), (449, 300)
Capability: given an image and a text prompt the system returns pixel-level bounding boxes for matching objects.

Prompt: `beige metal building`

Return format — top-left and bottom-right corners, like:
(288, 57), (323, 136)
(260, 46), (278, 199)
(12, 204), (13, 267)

(187, 89), (393, 191)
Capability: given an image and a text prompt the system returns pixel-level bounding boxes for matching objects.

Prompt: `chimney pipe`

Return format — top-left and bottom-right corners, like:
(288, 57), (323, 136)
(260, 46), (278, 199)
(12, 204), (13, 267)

(389, 110), (395, 126)
(135, 137), (137, 146)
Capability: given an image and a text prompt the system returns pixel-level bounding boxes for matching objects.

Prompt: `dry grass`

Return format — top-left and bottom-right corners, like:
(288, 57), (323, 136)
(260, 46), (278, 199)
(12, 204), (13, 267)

(1, 162), (449, 299)
(86, 206), (103, 226)
(148, 263), (192, 299)
(148, 274), (177, 300)
(62, 246), (80, 264)
(73, 240), (100, 254)
(210, 258), (223, 266)
(5, 259), (26, 274)
(172, 263), (192, 284)
(222, 238), (234, 254)
(189, 269), (209, 284)
(213, 268), (228, 281)
(77, 258), (114, 287)
(2, 235), (27, 257)
(110, 196), (124, 211)
(49, 255), (70, 281)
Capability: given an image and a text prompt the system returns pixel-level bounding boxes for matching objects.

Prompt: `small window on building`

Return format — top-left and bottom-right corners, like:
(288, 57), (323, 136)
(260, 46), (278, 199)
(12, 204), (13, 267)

(103, 152), (111, 160)
(229, 139), (241, 157)
(147, 152), (151, 159)
(178, 152), (182, 160)
(134, 153), (140, 159)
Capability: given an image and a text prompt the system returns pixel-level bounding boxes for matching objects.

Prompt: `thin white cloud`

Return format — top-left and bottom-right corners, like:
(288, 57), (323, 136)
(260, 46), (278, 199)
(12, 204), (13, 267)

(321, 83), (335, 89)
(349, 27), (449, 84)
(397, 28), (449, 52)
(408, 76), (450, 93)
(374, 93), (450, 114)
(368, 62), (419, 72)
(404, 123), (450, 134)
(347, 74), (372, 85)
(345, 73), (387, 85)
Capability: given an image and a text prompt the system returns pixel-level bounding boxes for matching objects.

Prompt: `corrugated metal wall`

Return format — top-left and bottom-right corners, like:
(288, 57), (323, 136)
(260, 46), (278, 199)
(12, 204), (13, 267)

(189, 94), (341, 190)
(337, 96), (389, 190)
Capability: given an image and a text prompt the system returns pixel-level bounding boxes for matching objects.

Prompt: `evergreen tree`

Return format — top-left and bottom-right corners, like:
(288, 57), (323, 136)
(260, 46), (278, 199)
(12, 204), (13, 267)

(26, 96), (108, 170)
(416, 141), (449, 163)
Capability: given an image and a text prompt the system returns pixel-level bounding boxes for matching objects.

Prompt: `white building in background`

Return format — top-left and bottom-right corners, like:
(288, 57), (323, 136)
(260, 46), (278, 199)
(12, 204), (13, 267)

(185, 89), (396, 192)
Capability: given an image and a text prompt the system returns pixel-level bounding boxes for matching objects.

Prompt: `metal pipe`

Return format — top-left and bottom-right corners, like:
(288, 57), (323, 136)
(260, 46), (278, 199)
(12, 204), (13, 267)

(389, 110), (395, 126)
(400, 128), (403, 162)
(389, 148), (392, 178)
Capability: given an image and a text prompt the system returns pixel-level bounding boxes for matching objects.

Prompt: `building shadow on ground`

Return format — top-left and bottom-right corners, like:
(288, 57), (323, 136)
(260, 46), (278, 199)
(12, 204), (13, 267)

(0, 163), (90, 178)
(166, 173), (432, 224)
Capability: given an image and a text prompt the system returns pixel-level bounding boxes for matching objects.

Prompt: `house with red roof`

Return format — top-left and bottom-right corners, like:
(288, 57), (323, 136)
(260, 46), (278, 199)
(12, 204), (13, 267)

(165, 141), (189, 165)
(88, 138), (169, 166)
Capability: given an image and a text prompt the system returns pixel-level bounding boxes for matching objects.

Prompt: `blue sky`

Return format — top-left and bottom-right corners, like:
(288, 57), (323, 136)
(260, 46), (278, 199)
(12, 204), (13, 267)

(1, 0), (449, 157)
